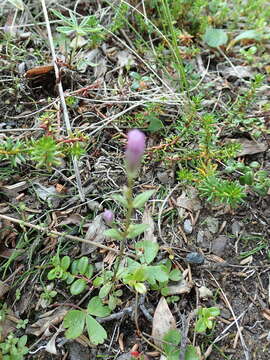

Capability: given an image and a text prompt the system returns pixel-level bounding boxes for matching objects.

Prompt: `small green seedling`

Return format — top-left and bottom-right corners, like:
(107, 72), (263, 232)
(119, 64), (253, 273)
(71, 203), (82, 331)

(162, 329), (200, 360)
(51, 9), (104, 50)
(47, 255), (93, 295)
(0, 333), (28, 360)
(195, 307), (220, 333)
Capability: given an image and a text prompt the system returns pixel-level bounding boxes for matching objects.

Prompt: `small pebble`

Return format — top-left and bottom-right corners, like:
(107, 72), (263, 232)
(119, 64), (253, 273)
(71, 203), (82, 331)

(211, 235), (228, 257)
(183, 219), (193, 234)
(186, 252), (204, 265)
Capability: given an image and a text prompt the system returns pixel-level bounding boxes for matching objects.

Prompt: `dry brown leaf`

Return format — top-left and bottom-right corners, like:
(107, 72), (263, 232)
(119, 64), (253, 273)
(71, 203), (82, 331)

(58, 214), (83, 227)
(262, 308), (270, 321)
(0, 309), (18, 341)
(0, 281), (10, 298)
(81, 214), (106, 255)
(142, 207), (157, 243)
(26, 307), (68, 336)
(152, 297), (176, 346)
(228, 138), (267, 156)
(176, 188), (202, 217)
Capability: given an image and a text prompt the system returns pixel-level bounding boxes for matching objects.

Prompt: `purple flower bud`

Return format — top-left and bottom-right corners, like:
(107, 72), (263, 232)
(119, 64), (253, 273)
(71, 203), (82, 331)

(125, 129), (146, 172)
(103, 209), (114, 225)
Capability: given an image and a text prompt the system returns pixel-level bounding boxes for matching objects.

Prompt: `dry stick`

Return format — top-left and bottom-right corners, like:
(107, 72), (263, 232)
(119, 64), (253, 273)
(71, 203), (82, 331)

(158, 183), (180, 244)
(207, 271), (251, 360)
(40, 0), (84, 202)
(0, 214), (135, 258)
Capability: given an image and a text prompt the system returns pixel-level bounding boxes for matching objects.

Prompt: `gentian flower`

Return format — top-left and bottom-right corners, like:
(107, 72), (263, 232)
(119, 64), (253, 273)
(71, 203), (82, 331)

(103, 209), (114, 225)
(125, 129), (145, 174)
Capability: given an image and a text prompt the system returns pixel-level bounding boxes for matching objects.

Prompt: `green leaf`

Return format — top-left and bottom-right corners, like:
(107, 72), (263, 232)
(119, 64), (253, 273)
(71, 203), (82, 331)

(148, 265), (169, 283)
(136, 240), (159, 264)
(203, 28), (228, 47)
(85, 264), (94, 278)
(185, 345), (200, 360)
(63, 310), (85, 338)
(104, 229), (124, 240)
(86, 314), (107, 345)
(66, 273), (75, 284)
(87, 296), (111, 317)
(56, 26), (75, 35)
(47, 269), (57, 280)
(134, 282), (147, 293)
(77, 257), (89, 275)
(111, 193), (128, 207)
(70, 279), (87, 295)
(126, 224), (149, 239)
(61, 256), (71, 271)
(233, 29), (262, 42)
(169, 269), (182, 281)
(51, 9), (74, 25)
(93, 277), (104, 287)
(71, 260), (79, 275)
(207, 307), (220, 317)
(108, 295), (117, 310)
(133, 266), (148, 282)
(163, 329), (181, 345)
(195, 317), (206, 333)
(17, 335), (27, 348)
(133, 190), (155, 208)
(99, 283), (112, 299)
(127, 258), (141, 270)
(146, 116), (164, 132)
(161, 286), (170, 296)
(163, 329), (181, 357)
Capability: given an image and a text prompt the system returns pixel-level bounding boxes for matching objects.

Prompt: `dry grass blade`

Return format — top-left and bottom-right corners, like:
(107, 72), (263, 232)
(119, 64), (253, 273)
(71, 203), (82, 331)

(40, 0), (84, 201)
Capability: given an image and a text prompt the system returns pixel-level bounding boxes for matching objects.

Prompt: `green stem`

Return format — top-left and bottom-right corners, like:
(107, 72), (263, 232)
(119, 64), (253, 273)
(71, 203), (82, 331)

(112, 174), (134, 282)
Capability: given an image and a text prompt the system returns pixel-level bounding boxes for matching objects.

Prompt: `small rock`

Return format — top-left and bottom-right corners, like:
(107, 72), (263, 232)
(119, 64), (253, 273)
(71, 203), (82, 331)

(186, 252), (204, 265)
(211, 235), (228, 256)
(196, 230), (209, 249)
(167, 279), (193, 295)
(183, 219), (193, 234)
(199, 285), (213, 299)
(67, 342), (91, 360)
(231, 221), (242, 237)
(156, 170), (174, 185)
(220, 307), (231, 320)
(220, 65), (253, 80)
(197, 230), (204, 244)
(204, 216), (219, 234)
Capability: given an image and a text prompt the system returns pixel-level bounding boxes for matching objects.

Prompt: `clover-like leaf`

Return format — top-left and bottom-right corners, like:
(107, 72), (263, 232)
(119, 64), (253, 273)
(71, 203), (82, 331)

(185, 345), (200, 360)
(86, 314), (107, 345)
(136, 240), (159, 264)
(87, 296), (111, 317)
(63, 310), (85, 339)
(134, 282), (147, 294)
(163, 329), (181, 357)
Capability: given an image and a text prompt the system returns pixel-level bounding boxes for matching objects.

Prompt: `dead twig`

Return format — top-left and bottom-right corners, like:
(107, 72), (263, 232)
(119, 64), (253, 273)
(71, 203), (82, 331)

(40, 0), (84, 201)
(0, 214), (136, 258)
